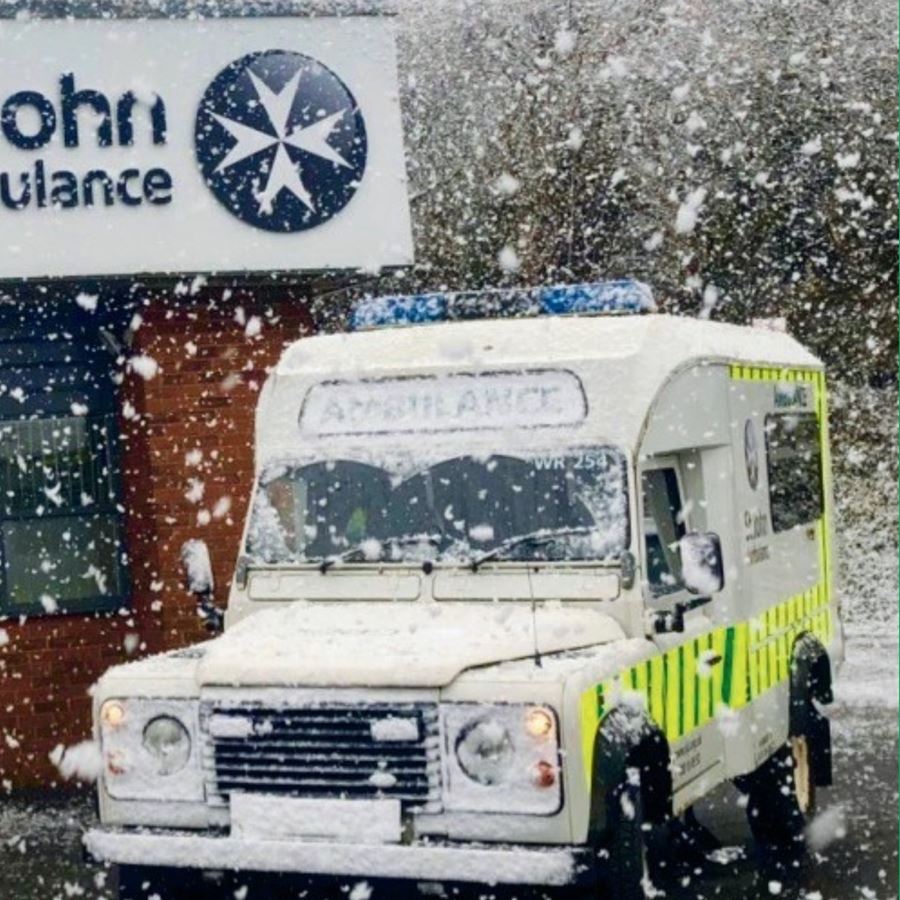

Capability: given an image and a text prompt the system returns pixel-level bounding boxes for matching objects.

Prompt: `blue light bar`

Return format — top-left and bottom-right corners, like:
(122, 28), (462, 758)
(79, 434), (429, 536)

(349, 280), (655, 331)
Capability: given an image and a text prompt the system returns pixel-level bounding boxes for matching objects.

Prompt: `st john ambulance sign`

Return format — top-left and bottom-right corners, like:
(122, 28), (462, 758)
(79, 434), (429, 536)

(0, 16), (413, 279)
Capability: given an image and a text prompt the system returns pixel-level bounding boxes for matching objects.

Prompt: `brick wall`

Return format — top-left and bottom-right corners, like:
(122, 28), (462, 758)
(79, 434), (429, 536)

(0, 288), (315, 789)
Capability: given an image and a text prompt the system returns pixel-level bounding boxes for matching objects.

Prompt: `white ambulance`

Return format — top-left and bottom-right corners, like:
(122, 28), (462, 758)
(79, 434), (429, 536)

(85, 282), (843, 899)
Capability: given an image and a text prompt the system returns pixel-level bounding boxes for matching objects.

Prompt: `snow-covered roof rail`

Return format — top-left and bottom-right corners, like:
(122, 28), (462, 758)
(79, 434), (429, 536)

(0, 0), (394, 19)
(350, 280), (656, 332)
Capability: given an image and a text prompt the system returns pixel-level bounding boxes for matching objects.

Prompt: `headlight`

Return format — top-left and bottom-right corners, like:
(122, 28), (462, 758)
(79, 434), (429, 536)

(442, 703), (561, 815)
(455, 717), (515, 785)
(97, 698), (202, 801)
(143, 716), (191, 776)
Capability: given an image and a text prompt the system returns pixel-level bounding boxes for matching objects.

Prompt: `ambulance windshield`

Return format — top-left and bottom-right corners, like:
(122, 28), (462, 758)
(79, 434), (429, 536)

(245, 447), (629, 568)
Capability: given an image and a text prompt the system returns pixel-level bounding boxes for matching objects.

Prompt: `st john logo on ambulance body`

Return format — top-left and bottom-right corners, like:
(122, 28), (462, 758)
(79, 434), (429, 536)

(0, 15), (412, 280)
(195, 51), (369, 234)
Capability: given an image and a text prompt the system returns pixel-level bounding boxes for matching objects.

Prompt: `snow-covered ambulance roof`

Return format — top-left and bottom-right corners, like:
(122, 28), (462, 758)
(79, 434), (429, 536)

(278, 313), (819, 379)
(260, 314), (821, 464)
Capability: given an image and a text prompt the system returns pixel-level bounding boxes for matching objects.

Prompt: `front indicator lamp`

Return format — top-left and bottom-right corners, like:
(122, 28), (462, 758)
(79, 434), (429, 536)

(106, 749), (126, 776)
(100, 700), (126, 729)
(531, 760), (557, 788)
(525, 707), (555, 739)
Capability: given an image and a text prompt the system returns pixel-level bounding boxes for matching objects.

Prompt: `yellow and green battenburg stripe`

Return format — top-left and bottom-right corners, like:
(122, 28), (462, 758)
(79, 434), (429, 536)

(580, 365), (834, 786)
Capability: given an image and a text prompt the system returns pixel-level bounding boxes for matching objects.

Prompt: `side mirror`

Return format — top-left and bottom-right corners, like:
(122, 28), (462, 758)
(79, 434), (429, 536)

(180, 539), (223, 634)
(678, 532), (724, 595)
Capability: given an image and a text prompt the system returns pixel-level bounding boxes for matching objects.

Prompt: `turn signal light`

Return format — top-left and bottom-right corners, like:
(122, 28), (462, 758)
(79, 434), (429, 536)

(100, 700), (126, 729)
(525, 707), (554, 739)
(106, 749), (126, 776)
(531, 760), (557, 788)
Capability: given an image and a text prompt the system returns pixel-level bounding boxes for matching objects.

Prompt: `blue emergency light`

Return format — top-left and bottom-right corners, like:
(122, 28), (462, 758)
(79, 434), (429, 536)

(349, 280), (655, 331)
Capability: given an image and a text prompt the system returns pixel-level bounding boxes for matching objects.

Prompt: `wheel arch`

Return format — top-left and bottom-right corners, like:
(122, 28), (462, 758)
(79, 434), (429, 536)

(587, 704), (673, 845)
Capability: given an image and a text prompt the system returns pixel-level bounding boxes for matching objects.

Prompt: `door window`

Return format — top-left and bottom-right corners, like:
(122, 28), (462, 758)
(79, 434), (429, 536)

(642, 467), (686, 597)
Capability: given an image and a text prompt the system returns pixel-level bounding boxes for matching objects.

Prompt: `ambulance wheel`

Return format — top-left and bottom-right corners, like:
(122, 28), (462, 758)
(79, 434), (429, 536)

(740, 744), (807, 860)
(595, 770), (669, 900)
(117, 865), (202, 900)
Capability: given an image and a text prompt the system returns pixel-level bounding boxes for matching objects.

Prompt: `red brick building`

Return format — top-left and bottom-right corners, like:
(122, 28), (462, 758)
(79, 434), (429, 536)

(0, 286), (322, 788)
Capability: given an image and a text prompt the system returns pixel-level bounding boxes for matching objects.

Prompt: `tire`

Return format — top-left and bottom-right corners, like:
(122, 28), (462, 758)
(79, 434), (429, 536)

(741, 744), (807, 860)
(117, 865), (203, 900)
(594, 768), (669, 900)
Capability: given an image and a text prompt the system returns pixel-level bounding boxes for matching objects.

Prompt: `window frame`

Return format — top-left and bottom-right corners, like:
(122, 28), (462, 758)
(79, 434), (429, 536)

(248, 447), (632, 567)
(0, 332), (131, 618)
(763, 411), (825, 534)
(639, 456), (694, 608)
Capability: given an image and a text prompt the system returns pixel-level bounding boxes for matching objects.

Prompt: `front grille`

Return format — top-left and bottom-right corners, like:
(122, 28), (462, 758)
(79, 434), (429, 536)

(201, 702), (441, 812)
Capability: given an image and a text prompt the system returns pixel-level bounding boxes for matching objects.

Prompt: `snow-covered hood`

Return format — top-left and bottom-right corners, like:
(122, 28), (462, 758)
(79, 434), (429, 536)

(196, 602), (626, 688)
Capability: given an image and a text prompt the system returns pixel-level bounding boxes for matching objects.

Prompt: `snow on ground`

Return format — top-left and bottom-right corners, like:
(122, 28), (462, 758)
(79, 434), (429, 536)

(834, 623), (898, 710)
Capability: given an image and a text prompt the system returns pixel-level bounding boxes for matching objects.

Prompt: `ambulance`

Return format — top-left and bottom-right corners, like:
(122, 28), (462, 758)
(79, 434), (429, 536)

(85, 282), (843, 899)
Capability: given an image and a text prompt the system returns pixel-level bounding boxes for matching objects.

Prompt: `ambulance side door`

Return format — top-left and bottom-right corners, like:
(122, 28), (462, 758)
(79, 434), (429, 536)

(638, 363), (739, 808)
(639, 453), (727, 801)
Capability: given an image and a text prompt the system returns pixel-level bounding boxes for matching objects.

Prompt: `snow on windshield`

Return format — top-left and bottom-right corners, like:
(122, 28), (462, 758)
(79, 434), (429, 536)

(245, 447), (628, 566)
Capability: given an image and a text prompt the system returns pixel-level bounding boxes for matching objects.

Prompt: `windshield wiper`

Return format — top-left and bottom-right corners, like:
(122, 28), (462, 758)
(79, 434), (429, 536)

(469, 527), (593, 572)
(318, 534), (442, 573)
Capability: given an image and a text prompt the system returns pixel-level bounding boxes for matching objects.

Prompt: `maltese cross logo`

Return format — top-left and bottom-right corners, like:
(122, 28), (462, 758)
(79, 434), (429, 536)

(195, 50), (368, 233)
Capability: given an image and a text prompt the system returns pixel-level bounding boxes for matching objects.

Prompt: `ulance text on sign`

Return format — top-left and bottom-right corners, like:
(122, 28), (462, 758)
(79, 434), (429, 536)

(0, 74), (173, 211)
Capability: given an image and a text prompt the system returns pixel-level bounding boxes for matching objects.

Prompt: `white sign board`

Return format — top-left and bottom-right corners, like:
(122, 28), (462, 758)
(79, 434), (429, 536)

(0, 16), (413, 279)
(300, 371), (589, 436)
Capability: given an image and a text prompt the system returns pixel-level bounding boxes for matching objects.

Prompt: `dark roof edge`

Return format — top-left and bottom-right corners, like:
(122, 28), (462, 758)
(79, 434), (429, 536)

(0, 1), (395, 19)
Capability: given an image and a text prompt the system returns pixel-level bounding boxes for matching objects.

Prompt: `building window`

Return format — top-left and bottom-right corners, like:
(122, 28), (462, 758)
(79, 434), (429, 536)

(764, 413), (824, 533)
(642, 466), (686, 597)
(0, 332), (129, 616)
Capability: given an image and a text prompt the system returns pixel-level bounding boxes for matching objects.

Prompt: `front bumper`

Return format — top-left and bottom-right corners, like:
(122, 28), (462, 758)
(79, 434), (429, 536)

(84, 828), (584, 887)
